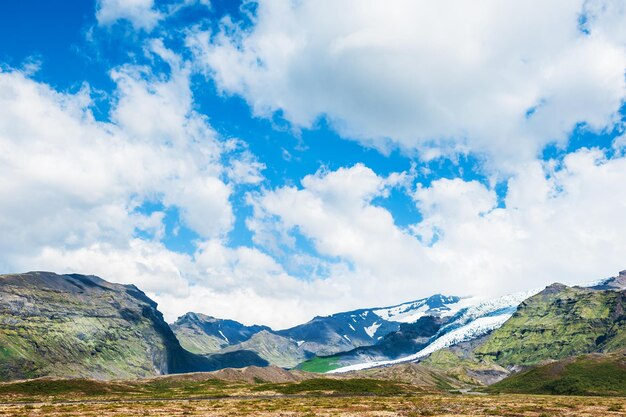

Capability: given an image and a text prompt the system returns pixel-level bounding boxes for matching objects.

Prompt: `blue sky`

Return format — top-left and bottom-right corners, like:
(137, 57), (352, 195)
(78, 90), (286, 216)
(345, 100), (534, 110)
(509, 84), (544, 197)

(0, 0), (625, 328)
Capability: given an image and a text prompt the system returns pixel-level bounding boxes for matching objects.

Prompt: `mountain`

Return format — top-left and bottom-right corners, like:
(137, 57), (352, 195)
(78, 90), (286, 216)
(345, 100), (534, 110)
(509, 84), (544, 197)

(326, 289), (537, 373)
(474, 282), (626, 366)
(327, 272), (626, 376)
(277, 294), (462, 357)
(222, 330), (311, 368)
(172, 294), (462, 367)
(488, 350), (626, 396)
(394, 276), (626, 386)
(171, 312), (270, 354)
(298, 316), (445, 372)
(3, 268), (626, 389)
(0, 272), (266, 380)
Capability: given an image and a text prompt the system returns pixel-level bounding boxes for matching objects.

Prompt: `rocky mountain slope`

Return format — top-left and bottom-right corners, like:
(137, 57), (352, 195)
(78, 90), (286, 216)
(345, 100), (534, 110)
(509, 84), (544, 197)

(277, 294), (462, 357)
(172, 294), (462, 367)
(220, 330), (310, 368)
(0, 272), (266, 381)
(298, 316), (445, 372)
(171, 312), (270, 354)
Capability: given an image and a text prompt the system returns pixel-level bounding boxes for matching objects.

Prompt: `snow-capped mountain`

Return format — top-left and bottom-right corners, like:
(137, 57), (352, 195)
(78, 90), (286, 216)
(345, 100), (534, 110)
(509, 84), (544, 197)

(328, 289), (541, 373)
(172, 294), (463, 363)
(371, 295), (463, 323)
(277, 294), (463, 356)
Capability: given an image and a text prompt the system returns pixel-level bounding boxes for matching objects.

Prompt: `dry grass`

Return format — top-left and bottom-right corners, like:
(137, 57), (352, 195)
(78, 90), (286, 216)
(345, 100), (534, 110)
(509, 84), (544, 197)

(0, 372), (624, 416)
(0, 393), (625, 416)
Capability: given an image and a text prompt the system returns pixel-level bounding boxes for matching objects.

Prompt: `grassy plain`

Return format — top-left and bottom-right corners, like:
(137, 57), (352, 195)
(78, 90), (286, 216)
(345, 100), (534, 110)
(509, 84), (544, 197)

(0, 375), (625, 416)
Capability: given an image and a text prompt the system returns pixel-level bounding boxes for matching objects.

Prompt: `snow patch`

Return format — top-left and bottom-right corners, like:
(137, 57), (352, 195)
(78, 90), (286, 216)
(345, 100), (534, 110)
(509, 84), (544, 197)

(372, 297), (463, 323)
(218, 330), (229, 343)
(372, 300), (426, 322)
(364, 322), (382, 338)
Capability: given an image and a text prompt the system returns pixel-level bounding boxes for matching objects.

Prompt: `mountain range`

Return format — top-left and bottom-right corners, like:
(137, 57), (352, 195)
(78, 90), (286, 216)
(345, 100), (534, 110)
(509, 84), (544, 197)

(1, 269), (625, 396)
(169, 294), (463, 368)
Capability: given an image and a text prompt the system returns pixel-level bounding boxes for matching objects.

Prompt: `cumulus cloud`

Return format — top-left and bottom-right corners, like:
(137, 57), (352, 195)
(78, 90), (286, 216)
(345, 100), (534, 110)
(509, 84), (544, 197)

(96, 0), (163, 31)
(96, 0), (212, 31)
(247, 152), (626, 311)
(0, 46), (302, 327)
(0, 44), (235, 246)
(189, 0), (626, 166)
(248, 164), (453, 304)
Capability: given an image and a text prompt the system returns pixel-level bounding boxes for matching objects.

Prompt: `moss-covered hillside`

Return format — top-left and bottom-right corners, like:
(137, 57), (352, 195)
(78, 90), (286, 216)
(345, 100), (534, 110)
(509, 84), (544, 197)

(474, 283), (626, 366)
(0, 272), (264, 381)
(489, 350), (626, 396)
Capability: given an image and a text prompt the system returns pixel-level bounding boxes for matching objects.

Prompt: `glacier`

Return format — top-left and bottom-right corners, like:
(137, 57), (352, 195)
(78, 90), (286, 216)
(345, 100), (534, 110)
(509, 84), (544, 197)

(329, 288), (541, 373)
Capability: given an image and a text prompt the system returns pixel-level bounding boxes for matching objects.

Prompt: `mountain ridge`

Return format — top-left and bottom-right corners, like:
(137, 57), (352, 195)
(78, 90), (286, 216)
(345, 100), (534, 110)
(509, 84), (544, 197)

(171, 293), (464, 366)
(0, 271), (267, 381)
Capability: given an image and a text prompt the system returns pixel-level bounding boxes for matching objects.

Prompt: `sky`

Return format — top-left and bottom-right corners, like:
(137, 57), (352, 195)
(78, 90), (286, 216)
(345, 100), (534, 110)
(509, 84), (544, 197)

(0, 0), (625, 329)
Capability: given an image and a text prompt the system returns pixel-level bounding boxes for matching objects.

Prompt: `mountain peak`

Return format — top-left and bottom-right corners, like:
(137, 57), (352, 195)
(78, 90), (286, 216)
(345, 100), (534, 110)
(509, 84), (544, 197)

(542, 282), (569, 294)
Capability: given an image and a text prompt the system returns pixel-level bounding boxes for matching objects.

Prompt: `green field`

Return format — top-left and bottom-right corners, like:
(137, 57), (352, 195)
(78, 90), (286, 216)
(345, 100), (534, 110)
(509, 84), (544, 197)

(296, 355), (342, 373)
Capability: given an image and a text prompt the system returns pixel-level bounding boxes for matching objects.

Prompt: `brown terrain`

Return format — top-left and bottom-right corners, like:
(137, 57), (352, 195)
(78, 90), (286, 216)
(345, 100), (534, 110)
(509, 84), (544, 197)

(0, 365), (624, 416)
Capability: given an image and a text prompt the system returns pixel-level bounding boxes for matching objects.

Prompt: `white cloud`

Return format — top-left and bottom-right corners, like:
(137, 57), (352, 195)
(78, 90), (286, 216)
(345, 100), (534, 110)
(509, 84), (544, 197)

(412, 179), (497, 245)
(248, 153), (626, 313)
(248, 164), (449, 302)
(189, 0), (626, 166)
(223, 139), (266, 185)
(96, 0), (213, 31)
(613, 133), (626, 155)
(0, 44), (359, 329)
(23, 240), (193, 297)
(96, 0), (163, 31)
(2, 56), (625, 328)
(0, 48), (295, 326)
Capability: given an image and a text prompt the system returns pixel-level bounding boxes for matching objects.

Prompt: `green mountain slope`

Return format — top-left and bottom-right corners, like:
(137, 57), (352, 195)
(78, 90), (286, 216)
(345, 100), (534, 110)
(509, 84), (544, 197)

(0, 272), (266, 380)
(474, 283), (626, 367)
(420, 336), (510, 385)
(222, 330), (311, 368)
(171, 314), (230, 354)
(171, 312), (270, 354)
(489, 350), (626, 396)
